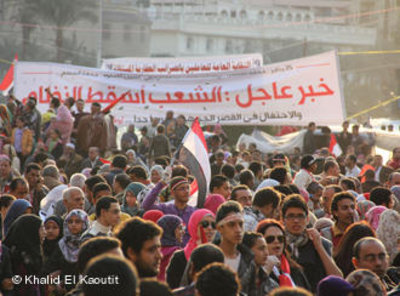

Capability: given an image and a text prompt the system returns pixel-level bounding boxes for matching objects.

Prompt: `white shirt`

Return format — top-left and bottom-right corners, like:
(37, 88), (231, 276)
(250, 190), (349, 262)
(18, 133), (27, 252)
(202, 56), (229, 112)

(345, 166), (361, 178)
(225, 253), (241, 272)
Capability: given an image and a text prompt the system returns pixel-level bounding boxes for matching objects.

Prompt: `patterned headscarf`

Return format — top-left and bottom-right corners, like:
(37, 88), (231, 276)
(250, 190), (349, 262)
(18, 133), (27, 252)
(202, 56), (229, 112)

(357, 200), (376, 221)
(365, 206), (387, 230)
(157, 215), (183, 247)
(346, 269), (386, 296)
(376, 209), (400, 263)
(58, 209), (89, 263)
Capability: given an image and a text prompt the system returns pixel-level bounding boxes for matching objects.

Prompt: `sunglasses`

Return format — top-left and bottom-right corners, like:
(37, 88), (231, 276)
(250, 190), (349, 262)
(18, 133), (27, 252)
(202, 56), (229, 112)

(265, 235), (285, 244)
(200, 220), (216, 229)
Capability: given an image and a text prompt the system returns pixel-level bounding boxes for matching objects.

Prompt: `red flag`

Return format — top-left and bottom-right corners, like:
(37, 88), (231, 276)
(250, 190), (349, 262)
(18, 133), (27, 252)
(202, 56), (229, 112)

(99, 157), (111, 164)
(329, 133), (342, 157)
(0, 54), (18, 95)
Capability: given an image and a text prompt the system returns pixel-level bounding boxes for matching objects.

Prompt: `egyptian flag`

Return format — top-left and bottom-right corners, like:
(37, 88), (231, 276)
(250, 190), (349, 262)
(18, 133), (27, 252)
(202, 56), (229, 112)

(329, 133), (342, 157)
(0, 54), (18, 95)
(177, 118), (211, 208)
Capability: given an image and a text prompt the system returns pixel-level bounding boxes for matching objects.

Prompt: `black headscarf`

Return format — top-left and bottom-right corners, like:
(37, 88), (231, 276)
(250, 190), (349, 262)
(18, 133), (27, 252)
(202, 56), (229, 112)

(43, 215), (63, 258)
(4, 214), (43, 275)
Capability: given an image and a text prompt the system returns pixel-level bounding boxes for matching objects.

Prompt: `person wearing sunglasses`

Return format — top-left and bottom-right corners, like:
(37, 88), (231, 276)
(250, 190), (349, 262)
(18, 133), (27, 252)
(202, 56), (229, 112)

(166, 209), (216, 289)
(256, 219), (310, 291)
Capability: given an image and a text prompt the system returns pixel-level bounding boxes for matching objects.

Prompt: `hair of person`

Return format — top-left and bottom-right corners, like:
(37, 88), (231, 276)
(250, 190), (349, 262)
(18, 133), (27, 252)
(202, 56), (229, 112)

(78, 236), (121, 274)
(270, 167), (287, 184)
(190, 244), (225, 273)
(62, 186), (84, 201)
(114, 173), (131, 189)
(287, 184), (300, 194)
(69, 173), (86, 189)
(140, 279), (172, 296)
(24, 162), (41, 174)
(51, 97), (61, 108)
(9, 177), (27, 192)
(269, 287), (313, 296)
(170, 165), (189, 178)
(85, 175), (107, 192)
(0, 194), (15, 210)
(242, 232), (263, 249)
(82, 254), (139, 296)
(273, 185), (293, 197)
(95, 196), (118, 218)
(221, 163), (235, 179)
(369, 187), (392, 206)
(330, 192), (355, 220)
(42, 164), (60, 179)
(340, 178), (356, 191)
(33, 152), (49, 164)
(281, 194), (308, 218)
(308, 122), (315, 128)
(215, 200), (243, 224)
(230, 184), (250, 201)
(325, 184), (343, 194)
(116, 217), (162, 255)
(195, 262), (240, 296)
(239, 169), (254, 186)
(249, 161), (262, 176)
(348, 154), (357, 163)
(253, 187), (281, 209)
(126, 165), (148, 180)
(111, 154), (128, 169)
(379, 165), (394, 183)
(324, 160), (338, 173)
(334, 221), (376, 277)
(209, 175), (228, 192)
(353, 236), (384, 260)
(157, 124), (165, 133)
(92, 182), (112, 200)
(235, 163), (245, 174)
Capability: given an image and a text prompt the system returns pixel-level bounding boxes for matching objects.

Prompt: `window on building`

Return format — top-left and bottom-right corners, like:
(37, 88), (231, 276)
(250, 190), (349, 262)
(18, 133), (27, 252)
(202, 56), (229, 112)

(231, 10), (236, 18)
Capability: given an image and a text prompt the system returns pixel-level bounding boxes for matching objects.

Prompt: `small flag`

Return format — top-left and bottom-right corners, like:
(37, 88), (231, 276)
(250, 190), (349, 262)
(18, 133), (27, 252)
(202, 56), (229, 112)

(0, 54), (18, 95)
(329, 133), (342, 157)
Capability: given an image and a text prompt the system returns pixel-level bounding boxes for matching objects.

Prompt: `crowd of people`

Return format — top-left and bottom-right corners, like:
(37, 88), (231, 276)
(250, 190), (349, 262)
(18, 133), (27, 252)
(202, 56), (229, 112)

(0, 94), (399, 296)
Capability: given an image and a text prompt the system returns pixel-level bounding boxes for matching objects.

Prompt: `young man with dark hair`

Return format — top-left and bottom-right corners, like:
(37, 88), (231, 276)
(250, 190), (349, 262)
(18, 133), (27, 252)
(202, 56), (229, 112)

(270, 167), (288, 185)
(239, 169), (255, 191)
(211, 150), (225, 177)
(142, 176), (195, 244)
(9, 177), (29, 200)
(24, 163), (47, 214)
(81, 254), (139, 296)
(209, 175), (231, 199)
(370, 187), (395, 208)
(252, 187), (281, 219)
(195, 262), (241, 296)
(116, 217), (163, 278)
(282, 195), (342, 292)
(104, 154), (128, 186)
(92, 182), (112, 202)
(221, 163), (237, 187)
(113, 173), (131, 202)
(352, 237), (396, 291)
(345, 154), (360, 178)
(215, 200), (256, 296)
(81, 196), (120, 242)
(320, 192), (356, 250)
(293, 155), (317, 190)
(339, 178), (356, 191)
(321, 185), (343, 218)
(126, 165), (149, 185)
(231, 184), (259, 231)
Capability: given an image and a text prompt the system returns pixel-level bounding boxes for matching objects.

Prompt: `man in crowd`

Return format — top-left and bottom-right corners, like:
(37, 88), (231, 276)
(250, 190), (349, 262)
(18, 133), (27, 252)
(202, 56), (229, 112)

(387, 147), (400, 170)
(345, 154), (361, 178)
(209, 175), (231, 200)
(82, 146), (103, 169)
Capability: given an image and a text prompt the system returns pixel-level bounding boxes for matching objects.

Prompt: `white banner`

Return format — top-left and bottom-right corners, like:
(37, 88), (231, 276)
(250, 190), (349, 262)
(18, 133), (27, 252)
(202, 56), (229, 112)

(14, 51), (345, 126)
(101, 54), (263, 75)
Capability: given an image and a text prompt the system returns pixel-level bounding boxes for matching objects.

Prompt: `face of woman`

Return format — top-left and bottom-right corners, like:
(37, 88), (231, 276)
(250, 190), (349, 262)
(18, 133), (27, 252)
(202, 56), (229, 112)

(198, 215), (216, 243)
(68, 215), (84, 236)
(251, 237), (269, 267)
(151, 170), (161, 184)
(174, 224), (185, 244)
(264, 226), (285, 257)
(44, 220), (60, 241)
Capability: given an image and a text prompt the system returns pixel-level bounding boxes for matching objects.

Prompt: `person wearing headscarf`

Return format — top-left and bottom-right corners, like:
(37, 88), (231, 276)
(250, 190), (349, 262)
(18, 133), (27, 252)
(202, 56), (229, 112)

(4, 214), (44, 296)
(142, 210), (164, 223)
(121, 182), (146, 217)
(3, 199), (32, 237)
(365, 206), (387, 230)
(204, 194), (225, 215)
(43, 215), (63, 260)
(44, 209), (89, 292)
(150, 165), (165, 185)
(157, 215), (184, 281)
(317, 275), (355, 296)
(357, 200), (376, 221)
(377, 209), (400, 263)
(167, 209), (216, 289)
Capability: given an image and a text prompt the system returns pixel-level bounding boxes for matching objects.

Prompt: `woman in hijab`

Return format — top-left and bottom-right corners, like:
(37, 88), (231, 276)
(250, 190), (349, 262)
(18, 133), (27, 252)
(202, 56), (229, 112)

(357, 200), (375, 221)
(43, 216), (63, 260)
(166, 209), (216, 289)
(3, 199), (32, 236)
(142, 210), (164, 223)
(157, 215), (184, 281)
(346, 269), (386, 296)
(121, 182), (146, 217)
(365, 206), (387, 230)
(4, 214), (45, 296)
(150, 165), (165, 185)
(204, 194), (225, 215)
(44, 209), (89, 293)
(376, 209), (400, 264)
